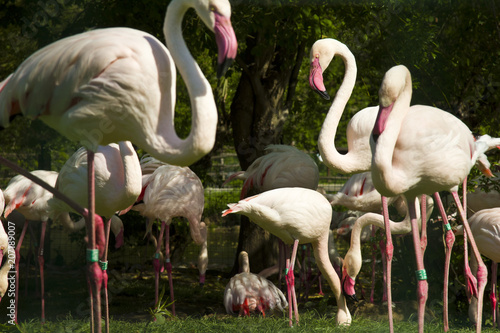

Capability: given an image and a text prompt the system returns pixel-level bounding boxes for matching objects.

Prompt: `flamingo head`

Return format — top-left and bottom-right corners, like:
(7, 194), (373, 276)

(309, 39), (339, 100)
(193, 0), (238, 78)
(341, 266), (358, 302)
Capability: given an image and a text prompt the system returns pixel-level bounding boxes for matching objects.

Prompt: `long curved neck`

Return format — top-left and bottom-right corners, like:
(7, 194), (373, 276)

(371, 75), (413, 195)
(318, 43), (360, 174)
(312, 239), (351, 325)
(158, 0), (217, 166)
(56, 212), (85, 231)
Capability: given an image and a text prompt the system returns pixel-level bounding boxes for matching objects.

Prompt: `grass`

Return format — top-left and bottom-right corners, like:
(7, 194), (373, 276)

(1, 263), (497, 333)
(3, 311), (496, 333)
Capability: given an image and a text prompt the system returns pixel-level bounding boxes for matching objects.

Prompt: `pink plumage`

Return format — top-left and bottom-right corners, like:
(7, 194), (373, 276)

(223, 187), (351, 326)
(132, 156), (207, 316)
(224, 145), (319, 199)
(224, 251), (287, 316)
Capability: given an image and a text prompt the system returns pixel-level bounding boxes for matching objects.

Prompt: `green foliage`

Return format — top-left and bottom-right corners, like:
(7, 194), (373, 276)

(147, 286), (174, 324)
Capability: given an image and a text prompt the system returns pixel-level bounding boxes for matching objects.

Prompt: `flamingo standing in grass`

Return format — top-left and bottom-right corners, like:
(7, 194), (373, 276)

(223, 144), (319, 289)
(455, 208), (500, 328)
(0, 0), (237, 330)
(132, 157), (207, 316)
(368, 64), (487, 333)
(48, 141), (141, 331)
(309, 38), (492, 332)
(3, 170), (59, 323)
(224, 251), (287, 316)
(222, 187), (351, 327)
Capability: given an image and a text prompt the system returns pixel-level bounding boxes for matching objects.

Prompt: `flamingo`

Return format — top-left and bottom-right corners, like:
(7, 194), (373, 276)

(222, 187), (351, 327)
(223, 144), (319, 199)
(0, 0), (237, 330)
(309, 38), (494, 332)
(131, 156), (207, 316)
(223, 144), (319, 290)
(455, 208), (500, 328)
(224, 251), (287, 317)
(3, 170), (59, 323)
(369, 64), (487, 333)
(48, 141), (141, 331)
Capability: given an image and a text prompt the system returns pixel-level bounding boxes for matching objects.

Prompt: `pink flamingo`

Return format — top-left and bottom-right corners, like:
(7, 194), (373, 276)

(0, 0), (237, 330)
(369, 64), (487, 333)
(224, 251), (287, 317)
(455, 208), (500, 328)
(131, 156), (207, 316)
(223, 144), (319, 291)
(49, 141), (141, 331)
(3, 170), (59, 323)
(331, 171), (434, 303)
(309, 38), (492, 331)
(223, 144), (319, 199)
(222, 187), (351, 327)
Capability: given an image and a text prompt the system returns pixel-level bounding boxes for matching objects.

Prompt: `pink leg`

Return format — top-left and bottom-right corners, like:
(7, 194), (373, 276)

(451, 191), (487, 333)
(85, 150), (103, 333)
(38, 220), (47, 323)
(408, 198), (428, 333)
(15, 219), (29, 323)
(153, 221), (166, 307)
(379, 239), (388, 303)
(381, 196), (394, 333)
(101, 217), (112, 333)
(164, 224), (175, 316)
(433, 192), (454, 332)
(490, 262), (498, 327)
(286, 240), (300, 327)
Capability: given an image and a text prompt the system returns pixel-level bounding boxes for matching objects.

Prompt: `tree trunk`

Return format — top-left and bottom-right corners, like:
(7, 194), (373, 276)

(229, 30), (307, 274)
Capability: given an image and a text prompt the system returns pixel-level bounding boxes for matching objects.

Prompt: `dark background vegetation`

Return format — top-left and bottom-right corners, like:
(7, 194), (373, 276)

(0, 0), (499, 325)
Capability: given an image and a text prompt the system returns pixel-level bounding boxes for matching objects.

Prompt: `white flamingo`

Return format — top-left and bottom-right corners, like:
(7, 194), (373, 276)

(455, 208), (500, 328)
(369, 64), (487, 333)
(222, 187), (351, 327)
(223, 144), (319, 288)
(131, 156), (207, 316)
(0, 0), (237, 330)
(49, 141), (141, 331)
(3, 170), (58, 323)
(224, 251), (287, 316)
(309, 38), (493, 332)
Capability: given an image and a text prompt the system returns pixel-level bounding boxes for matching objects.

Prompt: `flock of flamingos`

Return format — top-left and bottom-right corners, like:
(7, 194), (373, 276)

(0, 0), (498, 332)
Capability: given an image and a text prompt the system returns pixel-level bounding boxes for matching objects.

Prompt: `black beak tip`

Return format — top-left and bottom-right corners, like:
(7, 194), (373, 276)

(315, 89), (330, 101)
(217, 58), (235, 79)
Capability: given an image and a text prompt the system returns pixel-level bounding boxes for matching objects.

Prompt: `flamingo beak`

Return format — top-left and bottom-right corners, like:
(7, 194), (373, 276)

(309, 57), (330, 100)
(214, 12), (238, 78)
(341, 266), (358, 302)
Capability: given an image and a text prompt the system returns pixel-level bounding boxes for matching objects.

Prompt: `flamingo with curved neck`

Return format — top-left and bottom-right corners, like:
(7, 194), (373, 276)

(371, 65), (487, 333)
(223, 187), (351, 327)
(309, 38), (379, 174)
(0, 1), (237, 331)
